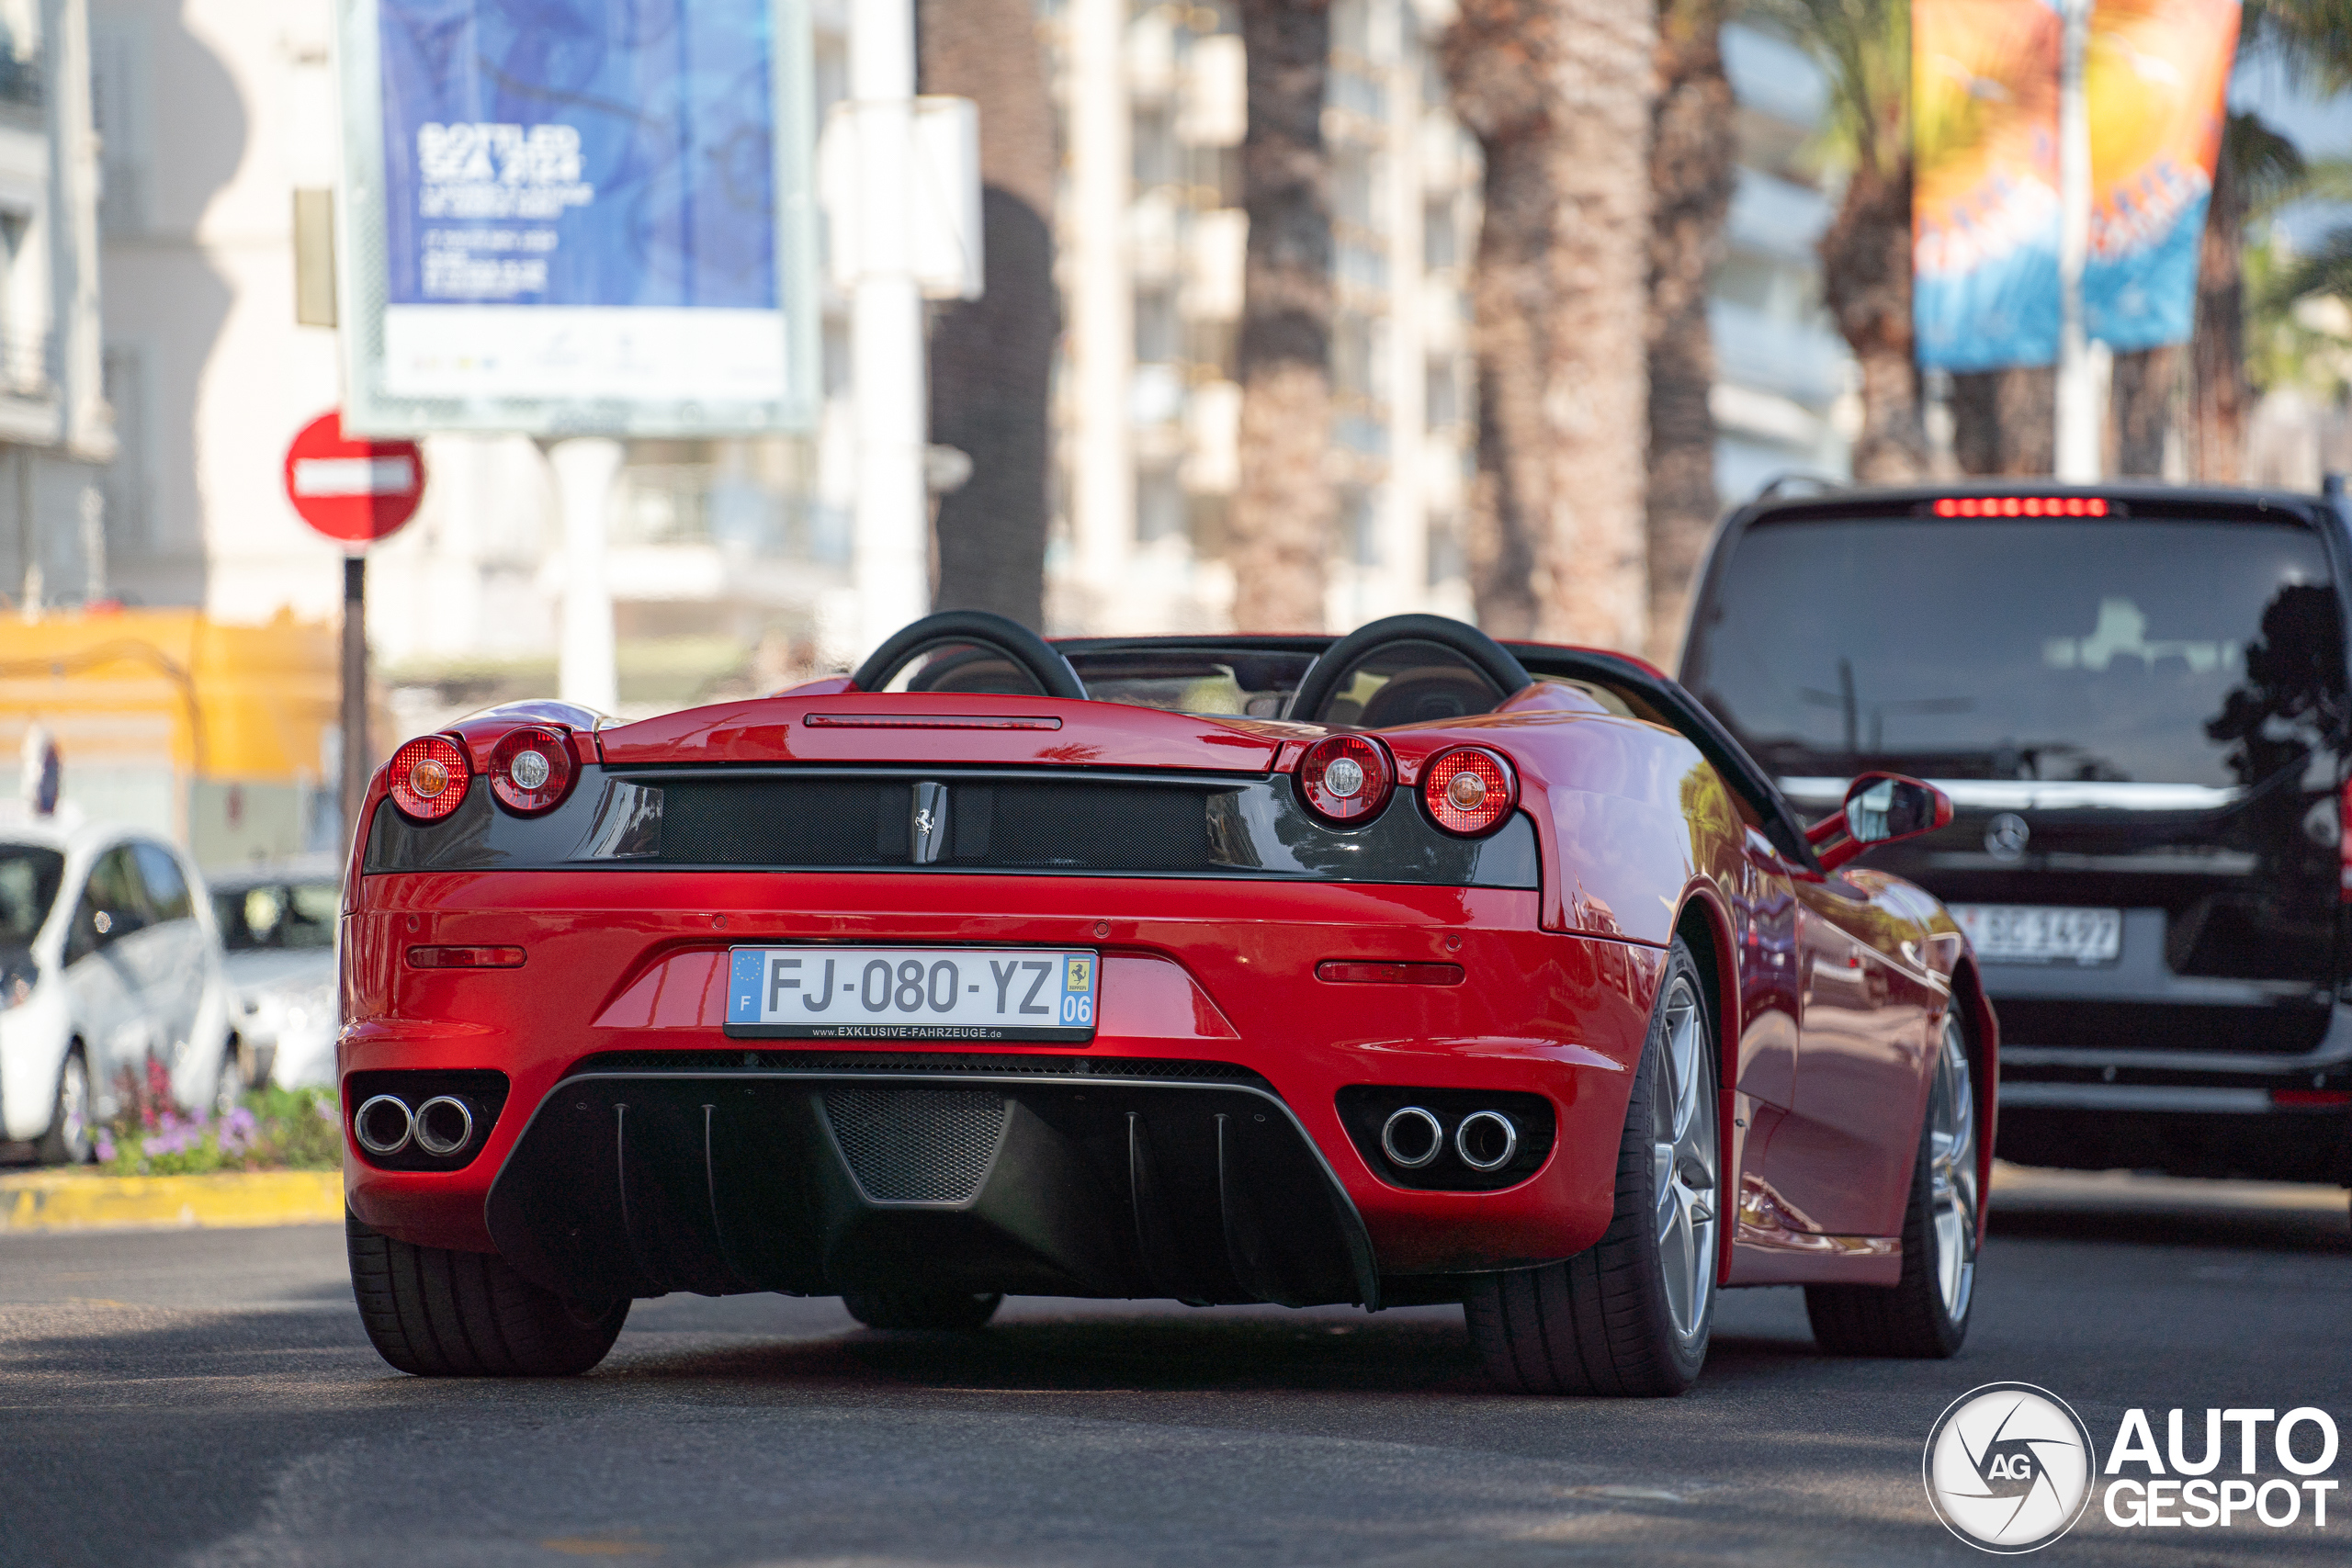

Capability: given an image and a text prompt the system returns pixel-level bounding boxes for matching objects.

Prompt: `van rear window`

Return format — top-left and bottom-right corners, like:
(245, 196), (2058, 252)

(1681, 517), (2341, 791)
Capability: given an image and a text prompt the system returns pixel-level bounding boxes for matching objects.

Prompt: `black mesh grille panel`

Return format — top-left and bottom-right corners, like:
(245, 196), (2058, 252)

(821, 1087), (1011, 1203)
(643, 777), (1216, 872)
(658, 780), (903, 866)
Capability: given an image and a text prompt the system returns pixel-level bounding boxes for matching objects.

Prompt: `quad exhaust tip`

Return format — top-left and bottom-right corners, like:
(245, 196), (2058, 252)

(413, 1096), (475, 1156)
(1380, 1106), (1444, 1168)
(353, 1092), (477, 1158)
(1455, 1109), (1519, 1172)
(354, 1094), (414, 1156)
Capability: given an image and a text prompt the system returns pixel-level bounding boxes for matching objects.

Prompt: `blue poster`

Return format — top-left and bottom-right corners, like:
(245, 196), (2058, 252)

(379, 0), (775, 310)
(359, 0), (805, 416)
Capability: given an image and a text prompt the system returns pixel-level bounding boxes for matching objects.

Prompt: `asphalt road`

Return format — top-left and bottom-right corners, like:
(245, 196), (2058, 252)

(1, 1168), (2346, 1568)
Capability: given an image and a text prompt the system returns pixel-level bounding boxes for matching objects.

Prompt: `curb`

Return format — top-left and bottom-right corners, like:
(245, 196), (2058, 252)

(0, 1169), (344, 1233)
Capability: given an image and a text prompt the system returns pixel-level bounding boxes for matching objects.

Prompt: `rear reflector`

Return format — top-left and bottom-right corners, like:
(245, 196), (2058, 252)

(408, 945), (526, 969)
(803, 714), (1064, 730)
(1316, 961), (1465, 985)
(2271, 1089), (2352, 1107)
(1932, 495), (2109, 518)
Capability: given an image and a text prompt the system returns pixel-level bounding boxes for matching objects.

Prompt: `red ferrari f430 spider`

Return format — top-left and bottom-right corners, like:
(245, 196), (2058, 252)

(339, 612), (1994, 1394)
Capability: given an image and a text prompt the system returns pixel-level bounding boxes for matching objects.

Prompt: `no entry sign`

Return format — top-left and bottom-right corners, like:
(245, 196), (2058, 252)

(283, 411), (425, 547)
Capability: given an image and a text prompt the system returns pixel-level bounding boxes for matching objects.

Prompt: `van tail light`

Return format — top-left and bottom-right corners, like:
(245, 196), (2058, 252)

(1299, 734), (1395, 824)
(487, 726), (578, 815)
(1423, 746), (1518, 836)
(387, 735), (469, 822)
(2340, 779), (2352, 902)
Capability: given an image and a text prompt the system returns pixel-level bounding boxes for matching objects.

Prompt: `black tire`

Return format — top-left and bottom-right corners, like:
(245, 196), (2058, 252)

(345, 1209), (628, 1376)
(842, 1287), (1003, 1331)
(1465, 939), (1720, 1396)
(36, 1046), (95, 1166)
(1805, 1010), (1979, 1359)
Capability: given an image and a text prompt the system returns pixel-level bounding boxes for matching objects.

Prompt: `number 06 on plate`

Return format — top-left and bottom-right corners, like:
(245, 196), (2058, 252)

(726, 946), (1101, 1043)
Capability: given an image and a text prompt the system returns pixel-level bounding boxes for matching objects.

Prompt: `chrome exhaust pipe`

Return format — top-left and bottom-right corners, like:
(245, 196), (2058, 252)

(1380, 1105), (1444, 1169)
(1455, 1110), (1519, 1172)
(354, 1094), (414, 1156)
(412, 1095), (475, 1157)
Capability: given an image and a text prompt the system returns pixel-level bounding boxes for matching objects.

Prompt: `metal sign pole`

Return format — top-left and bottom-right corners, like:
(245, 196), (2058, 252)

(2054, 0), (2100, 481)
(341, 552), (368, 849)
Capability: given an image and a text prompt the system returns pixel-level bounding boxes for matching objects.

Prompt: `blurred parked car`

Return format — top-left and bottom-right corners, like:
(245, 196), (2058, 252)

(208, 857), (340, 1089)
(1683, 480), (2352, 1190)
(0, 816), (235, 1162)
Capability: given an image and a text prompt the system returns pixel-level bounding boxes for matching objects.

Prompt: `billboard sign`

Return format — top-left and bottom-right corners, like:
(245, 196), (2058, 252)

(334, 0), (819, 435)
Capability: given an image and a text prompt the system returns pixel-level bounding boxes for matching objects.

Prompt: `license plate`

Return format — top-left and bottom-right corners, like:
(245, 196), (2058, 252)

(1950, 905), (2121, 965)
(725, 946), (1100, 1042)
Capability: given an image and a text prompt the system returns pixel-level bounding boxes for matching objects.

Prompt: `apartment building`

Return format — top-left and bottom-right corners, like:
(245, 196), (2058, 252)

(0, 0), (109, 615)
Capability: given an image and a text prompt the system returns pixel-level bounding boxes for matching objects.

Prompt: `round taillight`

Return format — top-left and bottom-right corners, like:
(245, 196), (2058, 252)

(1423, 746), (1518, 836)
(488, 727), (577, 815)
(1299, 734), (1394, 824)
(388, 735), (469, 822)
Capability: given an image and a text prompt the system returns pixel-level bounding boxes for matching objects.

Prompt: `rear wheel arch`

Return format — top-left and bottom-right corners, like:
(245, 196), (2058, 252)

(1947, 959), (1997, 1213)
(1671, 893), (1736, 1285)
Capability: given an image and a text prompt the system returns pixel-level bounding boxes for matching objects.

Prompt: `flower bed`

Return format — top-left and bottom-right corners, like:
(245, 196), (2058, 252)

(101, 1059), (342, 1175)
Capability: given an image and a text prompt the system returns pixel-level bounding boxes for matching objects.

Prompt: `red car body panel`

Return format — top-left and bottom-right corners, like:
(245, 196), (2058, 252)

(340, 651), (1996, 1303)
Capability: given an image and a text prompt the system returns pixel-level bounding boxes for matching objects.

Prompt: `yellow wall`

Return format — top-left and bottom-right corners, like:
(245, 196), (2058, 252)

(0, 609), (340, 865)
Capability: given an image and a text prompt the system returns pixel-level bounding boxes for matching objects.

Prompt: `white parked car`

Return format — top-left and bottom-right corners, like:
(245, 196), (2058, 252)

(207, 858), (340, 1089)
(0, 818), (235, 1162)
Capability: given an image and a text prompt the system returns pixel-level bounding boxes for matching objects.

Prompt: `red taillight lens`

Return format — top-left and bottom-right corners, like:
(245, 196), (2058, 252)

(387, 735), (469, 822)
(488, 727), (577, 815)
(1422, 746), (1518, 836)
(1299, 734), (1395, 824)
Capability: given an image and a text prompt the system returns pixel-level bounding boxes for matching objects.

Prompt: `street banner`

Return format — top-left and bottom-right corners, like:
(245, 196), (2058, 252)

(2082, 0), (2242, 352)
(1913, 0), (2065, 371)
(334, 0), (819, 435)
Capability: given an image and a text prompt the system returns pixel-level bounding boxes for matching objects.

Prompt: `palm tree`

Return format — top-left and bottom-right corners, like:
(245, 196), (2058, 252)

(1439, 0), (1553, 637)
(1755, 0), (1927, 482)
(1445, 0), (1657, 647)
(1646, 0), (1736, 666)
(2181, 2), (2348, 481)
(1230, 0), (1335, 632)
(921, 0), (1060, 627)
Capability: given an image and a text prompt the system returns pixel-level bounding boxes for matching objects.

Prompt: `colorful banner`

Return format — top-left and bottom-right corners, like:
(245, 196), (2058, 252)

(1914, 0), (2064, 371)
(2082, 0), (2241, 352)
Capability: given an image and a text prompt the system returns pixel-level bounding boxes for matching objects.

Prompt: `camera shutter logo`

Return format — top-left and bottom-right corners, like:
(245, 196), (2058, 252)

(1924, 1382), (2098, 1553)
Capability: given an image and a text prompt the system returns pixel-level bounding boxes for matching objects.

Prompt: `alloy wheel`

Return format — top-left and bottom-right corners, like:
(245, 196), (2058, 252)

(1650, 976), (1716, 1344)
(1927, 1012), (1978, 1320)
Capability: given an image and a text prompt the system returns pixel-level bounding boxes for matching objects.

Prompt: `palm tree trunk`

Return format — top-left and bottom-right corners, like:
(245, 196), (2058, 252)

(1538, 0), (1657, 649)
(1819, 155), (1928, 482)
(2110, 345), (2179, 477)
(2192, 144), (2247, 483)
(1645, 0), (1734, 669)
(1442, 0), (1555, 638)
(920, 0), (1059, 628)
(1231, 0), (1334, 633)
(1950, 365), (2055, 475)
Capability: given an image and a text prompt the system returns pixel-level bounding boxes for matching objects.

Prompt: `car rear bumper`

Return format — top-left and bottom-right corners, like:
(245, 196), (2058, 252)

(341, 872), (1665, 1292)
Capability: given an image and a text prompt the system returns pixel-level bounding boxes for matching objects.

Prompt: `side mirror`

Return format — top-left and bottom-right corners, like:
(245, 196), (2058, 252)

(1806, 773), (1952, 872)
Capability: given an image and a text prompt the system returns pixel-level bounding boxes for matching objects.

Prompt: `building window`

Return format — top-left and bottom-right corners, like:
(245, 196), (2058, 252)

(1135, 286), (1181, 365)
(1136, 465), (1185, 543)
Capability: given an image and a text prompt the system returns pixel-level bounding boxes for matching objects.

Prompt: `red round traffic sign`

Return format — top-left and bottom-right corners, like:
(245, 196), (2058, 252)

(283, 411), (425, 547)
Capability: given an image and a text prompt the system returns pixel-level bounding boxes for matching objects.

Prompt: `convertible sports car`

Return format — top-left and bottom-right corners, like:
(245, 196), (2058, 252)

(339, 611), (1996, 1394)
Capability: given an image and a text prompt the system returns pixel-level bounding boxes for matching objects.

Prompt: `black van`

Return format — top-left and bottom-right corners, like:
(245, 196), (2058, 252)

(1681, 481), (2352, 1187)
